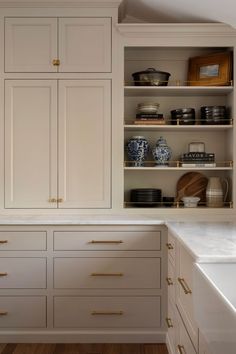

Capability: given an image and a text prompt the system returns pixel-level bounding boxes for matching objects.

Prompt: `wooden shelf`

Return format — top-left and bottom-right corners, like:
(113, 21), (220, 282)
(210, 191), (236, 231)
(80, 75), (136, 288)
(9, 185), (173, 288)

(124, 86), (233, 97)
(124, 124), (233, 131)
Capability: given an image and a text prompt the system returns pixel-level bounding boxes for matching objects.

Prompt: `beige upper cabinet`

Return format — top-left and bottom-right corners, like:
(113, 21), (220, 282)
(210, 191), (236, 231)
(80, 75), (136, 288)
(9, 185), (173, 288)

(5, 79), (111, 209)
(5, 80), (58, 208)
(5, 17), (111, 73)
(58, 18), (111, 72)
(58, 80), (111, 208)
(5, 18), (58, 73)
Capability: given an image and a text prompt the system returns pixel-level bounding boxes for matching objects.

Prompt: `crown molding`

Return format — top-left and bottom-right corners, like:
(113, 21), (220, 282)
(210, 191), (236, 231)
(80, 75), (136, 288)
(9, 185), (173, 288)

(117, 23), (236, 37)
(0, 1), (122, 8)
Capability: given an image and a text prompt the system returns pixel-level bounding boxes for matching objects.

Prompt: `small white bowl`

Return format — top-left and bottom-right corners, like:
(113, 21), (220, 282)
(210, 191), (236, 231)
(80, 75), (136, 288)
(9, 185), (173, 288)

(181, 196), (200, 208)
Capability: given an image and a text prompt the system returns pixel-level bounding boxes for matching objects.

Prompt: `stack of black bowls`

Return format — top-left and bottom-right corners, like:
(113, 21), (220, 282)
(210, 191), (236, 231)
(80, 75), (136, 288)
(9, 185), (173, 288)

(130, 188), (162, 207)
(170, 108), (195, 125)
(200, 106), (228, 125)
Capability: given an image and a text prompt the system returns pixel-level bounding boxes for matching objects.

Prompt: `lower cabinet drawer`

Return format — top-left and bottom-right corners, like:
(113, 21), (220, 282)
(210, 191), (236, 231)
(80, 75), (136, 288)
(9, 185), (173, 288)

(54, 258), (161, 289)
(0, 296), (46, 328)
(176, 307), (197, 354)
(54, 296), (161, 328)
(0, 258), (46, 288)
(0, 231), (46, 250)
(166, 299), (177, 354)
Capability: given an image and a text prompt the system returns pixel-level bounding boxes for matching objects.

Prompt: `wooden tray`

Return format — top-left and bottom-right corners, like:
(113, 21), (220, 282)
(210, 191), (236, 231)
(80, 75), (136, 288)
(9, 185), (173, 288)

(176, 172), (208, 202)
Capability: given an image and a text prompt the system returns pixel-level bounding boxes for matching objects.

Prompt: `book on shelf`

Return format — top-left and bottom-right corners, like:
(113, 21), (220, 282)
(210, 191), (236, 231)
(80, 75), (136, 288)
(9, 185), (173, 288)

(180, 162), (216, 167)
(136, 113), (164, 119)
(133, 119), (166, 125)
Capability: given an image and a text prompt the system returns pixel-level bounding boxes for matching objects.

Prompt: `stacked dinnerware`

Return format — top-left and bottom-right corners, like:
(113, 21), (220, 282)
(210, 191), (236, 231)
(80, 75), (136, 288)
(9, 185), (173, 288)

(130, 188), (162, 207)
(200, 106), (227, 125)
(170, 108), (195, 125)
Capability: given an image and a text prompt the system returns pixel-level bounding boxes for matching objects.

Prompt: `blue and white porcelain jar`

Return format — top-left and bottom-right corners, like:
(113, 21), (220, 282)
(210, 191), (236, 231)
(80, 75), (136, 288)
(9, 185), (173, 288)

(127, 136), (149, 167)
(152, 136), (172, 166)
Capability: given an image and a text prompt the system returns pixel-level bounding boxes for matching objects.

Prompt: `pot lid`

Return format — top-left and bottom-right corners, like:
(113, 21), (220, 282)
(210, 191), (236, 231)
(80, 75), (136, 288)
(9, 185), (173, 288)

(132, 67), (171, 76)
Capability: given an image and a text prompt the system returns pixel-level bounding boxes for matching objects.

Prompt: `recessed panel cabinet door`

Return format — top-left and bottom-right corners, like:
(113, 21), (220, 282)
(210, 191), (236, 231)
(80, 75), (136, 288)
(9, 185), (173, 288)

(5, 18), (57, 72)
(59, 18), (111, 72)
(5, 80), (57, 208)
(58, 80), (111, 208)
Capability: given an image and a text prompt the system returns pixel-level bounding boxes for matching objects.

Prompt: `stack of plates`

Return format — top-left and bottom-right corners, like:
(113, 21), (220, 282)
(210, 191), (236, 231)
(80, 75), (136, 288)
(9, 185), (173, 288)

(130, 188), (162, 207)
(201, 106), (227, 125)
(170, 108), (195, 125)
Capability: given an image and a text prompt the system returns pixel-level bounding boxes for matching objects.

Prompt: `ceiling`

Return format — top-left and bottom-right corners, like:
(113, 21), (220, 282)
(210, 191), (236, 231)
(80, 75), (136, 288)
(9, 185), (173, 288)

(120, 0), (236, 27)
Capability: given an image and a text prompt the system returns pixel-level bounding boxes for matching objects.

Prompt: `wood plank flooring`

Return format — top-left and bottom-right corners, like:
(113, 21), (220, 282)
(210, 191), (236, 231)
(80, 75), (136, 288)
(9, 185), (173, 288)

(0, 344), (168, 354)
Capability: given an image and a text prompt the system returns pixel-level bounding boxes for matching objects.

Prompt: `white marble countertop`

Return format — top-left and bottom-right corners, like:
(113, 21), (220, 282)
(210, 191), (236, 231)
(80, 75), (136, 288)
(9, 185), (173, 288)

(167, 222), (236, 262)
(0, 214), (165, 225)
(0, 215), (236, 262)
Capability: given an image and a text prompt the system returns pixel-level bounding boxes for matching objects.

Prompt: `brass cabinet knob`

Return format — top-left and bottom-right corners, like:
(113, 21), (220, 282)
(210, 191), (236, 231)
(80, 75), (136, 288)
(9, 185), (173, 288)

(166, 277), (173, 286)
(52, 59), (60, 66)
(166, 317), (174, 328)
(48, 198), (57, 203)
(166, 243), (174, 250)
(57, 198), (63, 203)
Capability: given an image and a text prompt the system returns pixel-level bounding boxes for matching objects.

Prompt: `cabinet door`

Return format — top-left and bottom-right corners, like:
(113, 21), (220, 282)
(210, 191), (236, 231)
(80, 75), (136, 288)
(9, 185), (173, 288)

(5, 80), (57, 208)
(5, 18), (57, 72)
(59, 18), (111, 72)
(58, 80), (111, 208)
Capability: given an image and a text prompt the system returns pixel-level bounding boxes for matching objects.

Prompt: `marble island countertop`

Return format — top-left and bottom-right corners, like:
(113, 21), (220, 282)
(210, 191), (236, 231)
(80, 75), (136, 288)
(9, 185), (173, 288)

(167, 221), (236, 262)
(0, 215), (236, 262)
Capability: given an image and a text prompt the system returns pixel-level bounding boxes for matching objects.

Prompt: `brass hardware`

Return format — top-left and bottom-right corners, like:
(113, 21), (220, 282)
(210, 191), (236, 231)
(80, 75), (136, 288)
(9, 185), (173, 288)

(166, 243), (174, 250)
(0, 272), (7, 277)
(165, 317), (173, 328)
(178, 277), (192, 294)
(0, 311), (8, 316)
(176, 80), (181, 86)
(57, 198), (63, 203)
(48, 198), (57, 203)
(230, 201), (233, 208)
(177, 118), (180, 125)
(91, 273), (123, 277)
(166, 277), (173, 286)
(91, 311), (123, 316)
(0, 240), (8, 244)
(229, 160), (233, 167)
(52, 59), (60, 66)
(89, 240), (123, 244)
(177, 345), (186, 354)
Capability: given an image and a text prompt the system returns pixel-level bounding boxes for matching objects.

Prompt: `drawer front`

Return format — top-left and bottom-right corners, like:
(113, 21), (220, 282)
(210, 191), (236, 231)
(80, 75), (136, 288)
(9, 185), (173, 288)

(54, 258), (161, 289)
(0, 296), (46, 328)
(167, 232), (175, 264)
(176, 307), (197, 354)
(167, 259), (175, 303)
(0, 258), (46, 288)
(177, 245), (198, 351)
(54, 296), (161, 328)
(0, 231), (46, 250)
(54, 231), (161, 251)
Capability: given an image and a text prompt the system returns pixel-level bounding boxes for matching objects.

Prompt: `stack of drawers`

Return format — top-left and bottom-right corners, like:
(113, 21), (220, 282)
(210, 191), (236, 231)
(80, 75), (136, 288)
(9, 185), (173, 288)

(0, 229), (47, 328)
(53, 226), (164, 329)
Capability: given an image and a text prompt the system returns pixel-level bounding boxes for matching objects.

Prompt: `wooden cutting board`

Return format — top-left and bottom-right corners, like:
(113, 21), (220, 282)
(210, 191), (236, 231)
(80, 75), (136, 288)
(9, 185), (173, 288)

(176, 172), (208, 202)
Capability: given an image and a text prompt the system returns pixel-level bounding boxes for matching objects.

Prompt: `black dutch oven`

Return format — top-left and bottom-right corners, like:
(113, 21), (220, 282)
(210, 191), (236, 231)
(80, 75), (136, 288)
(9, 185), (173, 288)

(132, 68), (171, 86)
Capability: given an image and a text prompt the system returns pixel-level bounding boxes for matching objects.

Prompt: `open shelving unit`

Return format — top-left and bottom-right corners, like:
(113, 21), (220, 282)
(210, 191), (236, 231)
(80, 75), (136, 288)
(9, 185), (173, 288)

(122, 45), (235, 211)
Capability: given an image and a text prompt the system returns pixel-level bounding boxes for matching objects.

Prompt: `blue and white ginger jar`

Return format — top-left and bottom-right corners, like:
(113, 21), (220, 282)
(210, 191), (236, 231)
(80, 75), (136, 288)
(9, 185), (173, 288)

(127, 136), (149, 167)
(152, 136), (172, 166)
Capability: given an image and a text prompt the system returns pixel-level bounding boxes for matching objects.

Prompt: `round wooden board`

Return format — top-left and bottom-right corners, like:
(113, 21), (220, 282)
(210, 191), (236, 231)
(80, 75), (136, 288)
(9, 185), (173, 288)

(176, 172), (208, 202)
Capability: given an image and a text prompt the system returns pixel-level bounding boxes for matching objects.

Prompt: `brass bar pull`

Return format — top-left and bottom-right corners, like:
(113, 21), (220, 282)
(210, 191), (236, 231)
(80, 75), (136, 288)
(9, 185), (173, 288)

(165, 317), (173, 328)
(91, 273), (123, 277)
(91, 311), (123, 316)
(52, 59), (60, 66)
(0, 272), (7, 277)
(177, 345), (186, 354)
(0, 311), (8, 316)
(48, 198), (57, 203)
(178, 277), (192, 294)
(89, 240), (123, 244)
(166, 277), (173, 286)
(166, 243), (174, 250)
(0, 240), (8, 244)
(57, 198), (63, 203)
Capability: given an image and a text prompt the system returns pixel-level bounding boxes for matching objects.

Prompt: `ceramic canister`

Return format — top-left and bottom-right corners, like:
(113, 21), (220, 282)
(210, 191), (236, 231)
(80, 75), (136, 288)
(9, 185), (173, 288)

(152, 136), (172, 166)
(127, 136), (149, 167)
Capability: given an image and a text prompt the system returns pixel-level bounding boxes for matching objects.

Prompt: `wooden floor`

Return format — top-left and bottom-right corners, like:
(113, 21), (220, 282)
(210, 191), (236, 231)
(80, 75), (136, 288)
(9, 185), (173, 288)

(0, 344), (168, 354)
